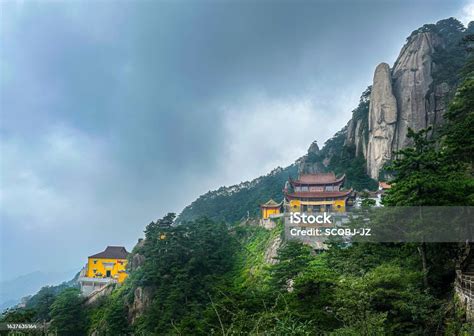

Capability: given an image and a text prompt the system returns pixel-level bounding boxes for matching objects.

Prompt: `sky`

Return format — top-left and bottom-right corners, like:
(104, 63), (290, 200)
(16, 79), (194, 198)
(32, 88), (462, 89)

(1, 0), (473, 285)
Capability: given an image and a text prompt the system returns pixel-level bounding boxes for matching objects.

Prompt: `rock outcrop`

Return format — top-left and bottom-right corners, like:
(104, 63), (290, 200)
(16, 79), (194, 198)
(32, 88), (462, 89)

(345, 88), (371, 158)
(264, 236), (282, 264)
(366, 63), (398, 179)
(129, 239), (146, 272)
(298, 141), (325, 174)
(128, 286), (153, 324)
(345, 22), (462, 179)
(391, 32), (444, 152)
(354, 119), (367, 157)
(125, 238), (151, 324)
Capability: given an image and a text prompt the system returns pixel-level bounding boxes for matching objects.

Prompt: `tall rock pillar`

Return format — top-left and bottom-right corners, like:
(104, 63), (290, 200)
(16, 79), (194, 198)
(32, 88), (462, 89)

(366, 63), (398, 179)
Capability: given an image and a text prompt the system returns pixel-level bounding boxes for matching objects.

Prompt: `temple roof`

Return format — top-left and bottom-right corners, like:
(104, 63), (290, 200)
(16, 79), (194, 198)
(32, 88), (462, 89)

(285, 189), (352, 199)
(291, 172), (345, 185)
(89, 246), (129, 259)
(379, 181), (391, 190)
(260, 199), (282, 208)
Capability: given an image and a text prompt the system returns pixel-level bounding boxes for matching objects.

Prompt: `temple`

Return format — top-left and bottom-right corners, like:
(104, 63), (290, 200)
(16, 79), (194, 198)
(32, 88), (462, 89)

(78, 246), (129, 296)
(284, 172), (352, 212)
(260, 199), (282, 219)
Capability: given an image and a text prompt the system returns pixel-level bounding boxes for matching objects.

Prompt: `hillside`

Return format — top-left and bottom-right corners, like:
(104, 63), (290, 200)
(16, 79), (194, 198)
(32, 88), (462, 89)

(177, 165), (298, 223)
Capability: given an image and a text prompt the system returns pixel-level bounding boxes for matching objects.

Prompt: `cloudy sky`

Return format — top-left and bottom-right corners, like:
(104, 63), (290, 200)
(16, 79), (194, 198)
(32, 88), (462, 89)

(1, 0), (473, 284)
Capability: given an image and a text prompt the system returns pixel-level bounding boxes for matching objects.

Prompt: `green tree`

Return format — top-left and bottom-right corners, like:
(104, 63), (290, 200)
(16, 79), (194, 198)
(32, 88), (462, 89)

(50, 288), (85, 336)
(103, 297), (130, 335)
(0, 308), (37, 323)
(384, 127), (467, 206)
(443, 73), (474, 177)
(291, 258), (339, 331)
(134, 215), (236, 334)
(270, 241), (312, 291)
(26, 286), (56, 321)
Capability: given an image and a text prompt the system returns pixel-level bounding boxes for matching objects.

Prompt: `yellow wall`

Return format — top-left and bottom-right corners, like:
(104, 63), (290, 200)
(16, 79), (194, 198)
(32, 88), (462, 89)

(289, 199), (346, 212)
(289, 200), (301, 212)
(334, 200), (346, 212)
(262, 207), (280, 219)
(87, 257), (128, 283)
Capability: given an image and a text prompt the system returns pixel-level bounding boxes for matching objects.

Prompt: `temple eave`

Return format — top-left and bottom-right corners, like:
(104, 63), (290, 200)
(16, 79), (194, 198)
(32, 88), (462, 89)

(285, 189), (352, 199)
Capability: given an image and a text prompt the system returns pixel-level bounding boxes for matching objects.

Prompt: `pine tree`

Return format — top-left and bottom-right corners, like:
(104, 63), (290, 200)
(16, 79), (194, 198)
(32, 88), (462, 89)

(50, 288), (85, 336)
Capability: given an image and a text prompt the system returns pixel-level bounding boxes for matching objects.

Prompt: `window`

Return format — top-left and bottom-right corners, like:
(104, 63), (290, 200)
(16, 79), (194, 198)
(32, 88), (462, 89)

(106, 270), (111, 278)
(93, 260), (97, 264)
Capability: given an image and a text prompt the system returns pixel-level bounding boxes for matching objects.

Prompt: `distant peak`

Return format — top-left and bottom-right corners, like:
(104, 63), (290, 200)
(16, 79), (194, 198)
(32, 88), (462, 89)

(308, 141), (320, 154)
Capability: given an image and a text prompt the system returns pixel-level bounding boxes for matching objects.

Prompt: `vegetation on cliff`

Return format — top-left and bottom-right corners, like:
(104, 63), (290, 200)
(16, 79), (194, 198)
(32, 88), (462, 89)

(177, 165), (298, 224)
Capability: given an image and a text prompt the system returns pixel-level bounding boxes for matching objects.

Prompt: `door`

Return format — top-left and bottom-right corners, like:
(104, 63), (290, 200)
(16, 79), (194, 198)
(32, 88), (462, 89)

(106, 270), (111, 278)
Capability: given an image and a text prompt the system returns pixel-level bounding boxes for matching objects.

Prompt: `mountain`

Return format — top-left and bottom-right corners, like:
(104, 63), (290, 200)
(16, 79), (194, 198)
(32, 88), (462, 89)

(177, 165), (298, 223)
(347, 18), (473, 179)
(0, 270), (79, 310)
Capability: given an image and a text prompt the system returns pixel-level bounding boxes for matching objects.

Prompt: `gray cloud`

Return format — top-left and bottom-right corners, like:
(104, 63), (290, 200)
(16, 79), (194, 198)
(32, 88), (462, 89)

(0, 0), (466, 281)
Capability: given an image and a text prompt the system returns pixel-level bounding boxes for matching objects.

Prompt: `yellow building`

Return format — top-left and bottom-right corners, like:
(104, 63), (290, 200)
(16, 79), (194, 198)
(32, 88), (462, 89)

(260, 199), (282, 219)
(86, 246), (129, 283)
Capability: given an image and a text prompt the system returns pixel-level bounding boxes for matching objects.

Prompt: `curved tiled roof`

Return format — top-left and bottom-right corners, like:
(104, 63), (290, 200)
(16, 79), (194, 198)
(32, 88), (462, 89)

(285, 189), (352, 199)
(291, 173), (345, 185)
(260, 199), (282, 208)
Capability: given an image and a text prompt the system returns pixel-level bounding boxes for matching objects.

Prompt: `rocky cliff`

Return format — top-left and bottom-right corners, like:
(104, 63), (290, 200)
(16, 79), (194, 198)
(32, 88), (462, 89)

(297, 141), (325, 174)
(345, 18), (468, 179)
(390, 31), (443, 151)
(299, 19), (468, 182)
(366, 63), (398, 179)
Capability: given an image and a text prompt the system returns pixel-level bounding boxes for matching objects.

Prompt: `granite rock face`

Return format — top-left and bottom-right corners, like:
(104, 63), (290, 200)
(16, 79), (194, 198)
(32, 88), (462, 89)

(300, 21), (461, 181)
(366, 63), (398, 179)
(361, 31), (450, 179)
(346, 118), (367, 158)
(128, 286), (153, 324)
(298, 141), (325, 174)
(391, 32), (444, 152)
